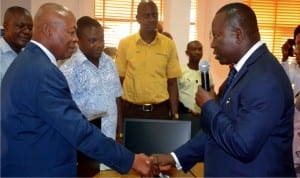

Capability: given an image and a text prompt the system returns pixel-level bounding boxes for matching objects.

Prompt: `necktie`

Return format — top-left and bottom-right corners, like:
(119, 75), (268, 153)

(222, 67), (237, 97)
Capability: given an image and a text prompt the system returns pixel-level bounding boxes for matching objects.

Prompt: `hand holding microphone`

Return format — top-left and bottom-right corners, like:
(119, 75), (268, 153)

(199, 60), (210, 91)
(195, 60), (216, 107)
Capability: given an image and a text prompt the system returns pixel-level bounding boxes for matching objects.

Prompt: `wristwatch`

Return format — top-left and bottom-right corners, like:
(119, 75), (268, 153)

(118, 133), (123, 138)
(171, 113), (179, 120)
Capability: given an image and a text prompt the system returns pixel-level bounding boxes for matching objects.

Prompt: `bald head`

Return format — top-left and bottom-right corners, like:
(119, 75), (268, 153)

(216, 3), (260, 42)
(32, 3), (77, 60)
(33, 3), (75, 33)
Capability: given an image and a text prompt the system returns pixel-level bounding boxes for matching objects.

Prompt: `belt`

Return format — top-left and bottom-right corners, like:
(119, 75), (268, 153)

(123, 100), (168, 112)
(188, 110), (201, 116)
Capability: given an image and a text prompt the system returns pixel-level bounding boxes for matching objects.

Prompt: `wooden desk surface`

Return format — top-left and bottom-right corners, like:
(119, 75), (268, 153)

(93, 163), (204, 177)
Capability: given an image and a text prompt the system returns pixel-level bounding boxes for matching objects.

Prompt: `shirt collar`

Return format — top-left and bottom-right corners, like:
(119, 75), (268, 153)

(0, 37), (18, 55)
(234, 41), (264, 72)
(135, 32), (160, 45)
(72, 48), (89, 64)
(72, 48), (104, 67)
(30, 40), (57, 66)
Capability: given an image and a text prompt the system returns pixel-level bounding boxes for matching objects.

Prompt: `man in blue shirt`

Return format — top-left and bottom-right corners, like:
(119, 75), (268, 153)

(60, 16), (123, 170)
(1, 6), (32, 82)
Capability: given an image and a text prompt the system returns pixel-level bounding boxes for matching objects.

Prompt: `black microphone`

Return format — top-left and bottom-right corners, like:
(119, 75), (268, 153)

(199, 60), (210, 91)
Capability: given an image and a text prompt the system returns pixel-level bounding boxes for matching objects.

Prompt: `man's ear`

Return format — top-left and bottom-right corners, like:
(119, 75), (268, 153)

(42, 23), (53, 39)
(3, 22), (8, 31)
(234, 27), (243, 44)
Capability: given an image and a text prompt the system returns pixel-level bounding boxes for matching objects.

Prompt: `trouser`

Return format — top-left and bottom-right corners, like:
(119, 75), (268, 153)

(77, 118), (101, 177)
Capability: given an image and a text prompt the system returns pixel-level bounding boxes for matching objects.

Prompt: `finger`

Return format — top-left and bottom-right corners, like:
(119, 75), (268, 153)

(148, 155), (157, 165)
(159, 165), (172, 171)
(151, 164), (160, 176)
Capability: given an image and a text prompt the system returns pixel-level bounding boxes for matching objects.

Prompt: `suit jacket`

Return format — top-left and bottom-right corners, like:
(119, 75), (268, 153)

(1, 42), (134, 177)
(175, 44), (296, 177)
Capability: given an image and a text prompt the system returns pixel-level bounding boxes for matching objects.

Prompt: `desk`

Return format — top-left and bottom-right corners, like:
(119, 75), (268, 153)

(93, 163), (204, 177)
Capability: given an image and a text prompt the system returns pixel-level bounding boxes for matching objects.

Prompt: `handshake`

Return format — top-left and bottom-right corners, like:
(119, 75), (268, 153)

(132, 153), (177, 177)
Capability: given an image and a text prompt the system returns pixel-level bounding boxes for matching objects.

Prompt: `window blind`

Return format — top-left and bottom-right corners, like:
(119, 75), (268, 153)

(189, 0), (198, 41)
(243, 0), (300, 60)
(94, 0), (163, 47)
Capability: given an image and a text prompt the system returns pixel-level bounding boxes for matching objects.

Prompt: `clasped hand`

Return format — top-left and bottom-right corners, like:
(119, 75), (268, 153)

(132, 153), (176, 177)
(132, 153), (160, 177)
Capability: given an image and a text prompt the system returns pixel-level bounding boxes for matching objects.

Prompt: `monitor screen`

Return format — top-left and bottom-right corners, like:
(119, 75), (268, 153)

(123, 118), (191, 155)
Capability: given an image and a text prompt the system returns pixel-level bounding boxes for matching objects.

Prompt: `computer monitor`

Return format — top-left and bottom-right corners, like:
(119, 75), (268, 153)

(123, 118), (191, 155)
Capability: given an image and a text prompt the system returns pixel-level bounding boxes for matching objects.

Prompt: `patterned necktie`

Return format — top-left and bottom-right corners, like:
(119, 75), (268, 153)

(222, 67), (237, 97)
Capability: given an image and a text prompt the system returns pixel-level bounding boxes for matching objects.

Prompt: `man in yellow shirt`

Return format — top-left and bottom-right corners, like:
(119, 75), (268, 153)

(178, 40), (204, 115)
(177, 40), (213, 137)
(116, 0), (181, 120)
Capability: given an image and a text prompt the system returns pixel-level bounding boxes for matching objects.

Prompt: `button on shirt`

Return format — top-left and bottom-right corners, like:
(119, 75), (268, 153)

(60, 49), (122, 139)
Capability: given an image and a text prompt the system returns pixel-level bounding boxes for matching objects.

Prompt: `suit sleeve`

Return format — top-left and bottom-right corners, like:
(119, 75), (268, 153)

(174, 131), (208, 172)
(36, 67), (134, 174)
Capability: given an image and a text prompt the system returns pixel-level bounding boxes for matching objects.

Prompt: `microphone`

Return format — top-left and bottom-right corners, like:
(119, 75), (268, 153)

(199, 60), (210, 91)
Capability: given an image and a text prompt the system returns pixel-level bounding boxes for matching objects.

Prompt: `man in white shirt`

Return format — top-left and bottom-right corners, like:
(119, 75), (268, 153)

(0, 6), (32, 119)
(0, 6), (32, 82)
(60, 16), (123, 171)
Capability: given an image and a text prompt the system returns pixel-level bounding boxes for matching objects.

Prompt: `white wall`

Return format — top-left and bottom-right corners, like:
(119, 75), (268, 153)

(1, 0), (241, 90)
(163, 0), (190, 66)
(1, 0), (94, 22)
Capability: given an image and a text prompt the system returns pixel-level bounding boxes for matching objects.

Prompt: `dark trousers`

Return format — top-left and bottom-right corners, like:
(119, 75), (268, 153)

(77, 118), (101, 177)
(179, 113), (203, 138)
(122, 99), (170, 120)
(178, 102), (203, 138)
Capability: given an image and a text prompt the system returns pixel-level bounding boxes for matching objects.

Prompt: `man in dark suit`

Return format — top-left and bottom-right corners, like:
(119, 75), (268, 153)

(151, 3), (296, 177)
(1, 3), (158, 177)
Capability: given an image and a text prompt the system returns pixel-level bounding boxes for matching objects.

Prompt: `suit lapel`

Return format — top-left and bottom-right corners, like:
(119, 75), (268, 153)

(221, 44), (268, 104)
